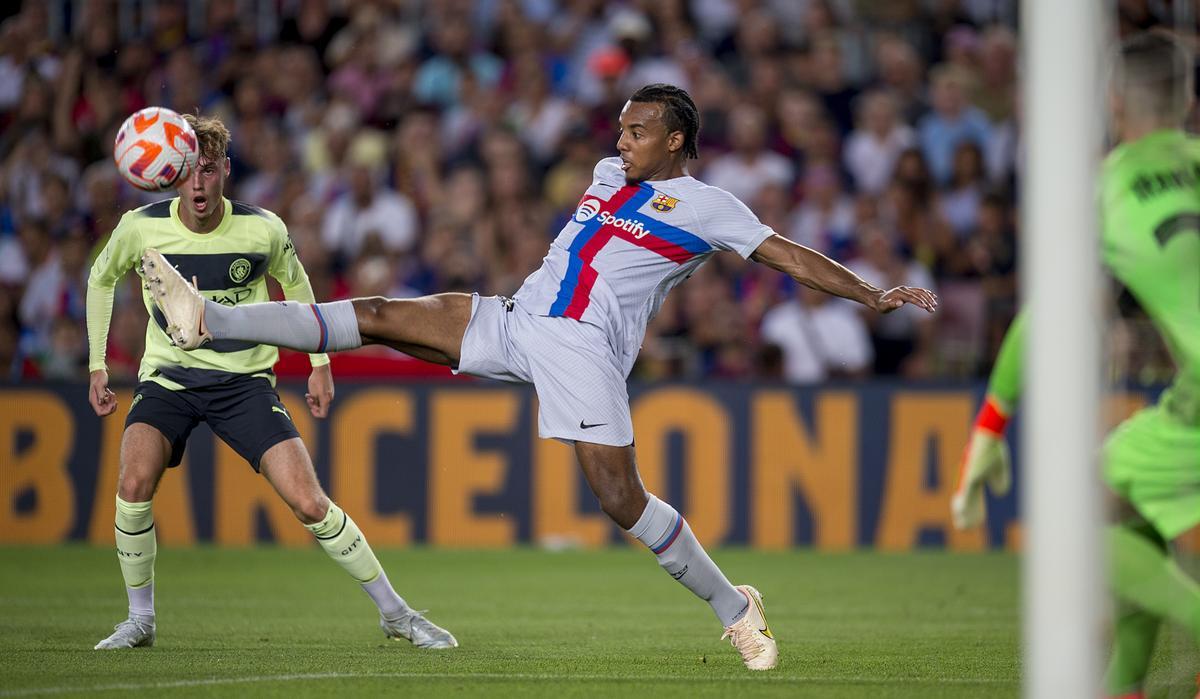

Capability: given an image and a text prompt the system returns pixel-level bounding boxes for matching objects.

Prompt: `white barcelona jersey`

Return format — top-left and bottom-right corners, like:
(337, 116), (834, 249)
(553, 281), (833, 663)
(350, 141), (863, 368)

(515, 157), (774, 375)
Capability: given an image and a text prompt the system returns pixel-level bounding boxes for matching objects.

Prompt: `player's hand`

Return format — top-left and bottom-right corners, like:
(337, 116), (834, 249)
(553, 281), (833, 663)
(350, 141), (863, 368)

(306, 363), (334, 419)
(88, 369), (118, 417)
(951, 414), (1013, 530)
(873, 286), (938, 314)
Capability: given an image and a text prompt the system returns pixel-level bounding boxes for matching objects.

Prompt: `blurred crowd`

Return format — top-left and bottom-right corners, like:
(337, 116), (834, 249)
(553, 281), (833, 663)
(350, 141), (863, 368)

(0, 0), (1179, 384)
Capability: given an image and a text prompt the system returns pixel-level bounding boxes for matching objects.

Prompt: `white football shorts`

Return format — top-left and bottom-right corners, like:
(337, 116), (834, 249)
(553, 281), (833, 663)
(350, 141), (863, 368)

(456, 294), (634, 447)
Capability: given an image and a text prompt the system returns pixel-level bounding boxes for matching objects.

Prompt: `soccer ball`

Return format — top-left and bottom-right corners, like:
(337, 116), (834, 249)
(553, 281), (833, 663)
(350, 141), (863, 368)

(113, 107), (200, 191)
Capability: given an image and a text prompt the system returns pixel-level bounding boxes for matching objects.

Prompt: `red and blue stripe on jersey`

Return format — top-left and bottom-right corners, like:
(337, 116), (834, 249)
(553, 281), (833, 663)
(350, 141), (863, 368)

(549, 184), (712, 320)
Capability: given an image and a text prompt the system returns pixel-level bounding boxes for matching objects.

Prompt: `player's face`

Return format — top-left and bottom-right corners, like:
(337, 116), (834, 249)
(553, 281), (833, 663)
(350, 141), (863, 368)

(178, 156), (229, 223)
(616, 101), (684, 183)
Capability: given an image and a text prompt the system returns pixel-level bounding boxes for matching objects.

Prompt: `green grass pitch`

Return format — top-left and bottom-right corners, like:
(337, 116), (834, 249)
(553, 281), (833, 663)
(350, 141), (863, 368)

(0, 546), (1192, 697)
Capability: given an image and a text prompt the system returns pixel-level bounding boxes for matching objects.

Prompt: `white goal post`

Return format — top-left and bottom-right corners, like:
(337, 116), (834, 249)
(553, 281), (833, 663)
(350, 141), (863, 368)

(1021, 0), (1107, 696)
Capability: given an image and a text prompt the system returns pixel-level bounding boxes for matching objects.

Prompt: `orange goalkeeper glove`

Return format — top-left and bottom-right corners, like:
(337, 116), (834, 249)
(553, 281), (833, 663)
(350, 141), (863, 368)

(951, 396), (1013, 530)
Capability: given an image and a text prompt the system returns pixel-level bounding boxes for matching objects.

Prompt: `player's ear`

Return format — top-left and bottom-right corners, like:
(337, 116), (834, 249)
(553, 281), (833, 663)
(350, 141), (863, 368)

(667, 130), (684, 155)
(223, 157), (231, 177)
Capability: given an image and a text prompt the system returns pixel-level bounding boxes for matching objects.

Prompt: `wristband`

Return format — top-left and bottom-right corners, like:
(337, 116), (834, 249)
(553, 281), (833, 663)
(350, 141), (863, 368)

(974, 396), (1010, 437)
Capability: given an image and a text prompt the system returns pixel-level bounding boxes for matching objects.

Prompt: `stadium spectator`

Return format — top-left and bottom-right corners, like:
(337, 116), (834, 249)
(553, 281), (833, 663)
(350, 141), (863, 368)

(918, 64), (992, 185)
(847, 224), (937, 376)
(809, 34), (860, 135)
(975, 25), (1018, 123)
(726, 8), (782, 85)
(937, 141), (987, 239)
(506, 52), (574, 165)
(41, 315), (86, 378)
(237, 125), (292, 211)
(703, 103), (793, 205)
(760, 284), (873, 383)
(278, 0), (348, 60)
(787, 164), (855, 261)
(19, 227), (88, 355)
(976, 192), (1019, 358)
(873, 35), (928, 124)
(321, 137), (418, 263)
(413, 12), (503, 108)
(613, 9), (690, 96)
(843, 89), (917, 195)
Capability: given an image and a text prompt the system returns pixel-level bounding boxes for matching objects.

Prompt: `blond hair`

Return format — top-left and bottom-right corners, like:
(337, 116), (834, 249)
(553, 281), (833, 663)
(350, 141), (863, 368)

(1116, 31), (1194, 123)
(182, 113), (231, 163)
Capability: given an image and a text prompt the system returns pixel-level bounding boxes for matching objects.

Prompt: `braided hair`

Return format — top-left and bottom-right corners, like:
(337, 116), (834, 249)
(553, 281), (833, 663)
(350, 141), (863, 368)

(629, 83), (701, 160)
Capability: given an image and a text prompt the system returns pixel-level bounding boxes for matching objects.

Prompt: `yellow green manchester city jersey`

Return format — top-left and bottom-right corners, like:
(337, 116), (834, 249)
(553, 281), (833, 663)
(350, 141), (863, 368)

(1102, 129), (1200, 420)
(87, 197), (328, 390)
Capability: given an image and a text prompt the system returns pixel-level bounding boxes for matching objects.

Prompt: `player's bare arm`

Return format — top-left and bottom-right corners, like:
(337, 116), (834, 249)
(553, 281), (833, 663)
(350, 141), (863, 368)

(750, 233), (938, 314)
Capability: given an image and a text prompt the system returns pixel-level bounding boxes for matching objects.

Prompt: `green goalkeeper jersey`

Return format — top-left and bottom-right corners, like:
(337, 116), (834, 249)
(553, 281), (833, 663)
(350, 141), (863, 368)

(1102, 129), (1200, 420)
(87, 197), (328, 390)
(988, 129), (1200, 419)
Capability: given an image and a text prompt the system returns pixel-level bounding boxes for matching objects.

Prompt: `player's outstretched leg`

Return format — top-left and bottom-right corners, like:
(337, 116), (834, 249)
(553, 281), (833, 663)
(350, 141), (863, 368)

(260, 441), (457, 649)
(575, 442), (778, 670)
(141, 248), (470, 364)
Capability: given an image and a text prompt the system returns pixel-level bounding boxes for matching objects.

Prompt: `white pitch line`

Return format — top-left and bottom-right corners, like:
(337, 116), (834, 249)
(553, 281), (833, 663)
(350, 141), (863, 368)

(0, 672), (1016, 696)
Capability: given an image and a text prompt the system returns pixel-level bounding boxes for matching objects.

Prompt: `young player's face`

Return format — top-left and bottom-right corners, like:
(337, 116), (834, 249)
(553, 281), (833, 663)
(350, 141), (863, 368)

(178, 156), (229, 225)
(616, 100), (684, 182)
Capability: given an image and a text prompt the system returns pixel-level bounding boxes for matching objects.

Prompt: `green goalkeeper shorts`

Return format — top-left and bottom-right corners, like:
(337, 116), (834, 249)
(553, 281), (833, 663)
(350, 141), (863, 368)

(1104, 403), (1200, 541)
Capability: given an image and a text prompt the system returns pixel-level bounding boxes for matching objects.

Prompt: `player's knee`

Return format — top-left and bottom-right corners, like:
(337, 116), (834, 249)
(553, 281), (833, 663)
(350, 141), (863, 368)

(351, 296), (389, 335)
(596, 483), (647, 529)
(117, 472), (156, 502)
(291, 494), (331, 525)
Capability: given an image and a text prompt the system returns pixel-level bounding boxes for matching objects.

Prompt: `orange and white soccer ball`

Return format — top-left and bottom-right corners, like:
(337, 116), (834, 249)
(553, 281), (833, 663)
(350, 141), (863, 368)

(113, 107), (200, 191)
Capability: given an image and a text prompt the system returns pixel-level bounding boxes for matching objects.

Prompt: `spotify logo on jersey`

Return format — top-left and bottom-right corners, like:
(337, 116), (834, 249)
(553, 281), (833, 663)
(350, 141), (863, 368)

(574, 198), (601, 223)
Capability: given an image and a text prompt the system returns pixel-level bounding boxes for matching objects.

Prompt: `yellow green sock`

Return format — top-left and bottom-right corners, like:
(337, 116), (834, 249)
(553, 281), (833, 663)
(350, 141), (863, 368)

(305, 503), (408, 618)
(114, 496), (155, 619)
(305, 502), (384, 583)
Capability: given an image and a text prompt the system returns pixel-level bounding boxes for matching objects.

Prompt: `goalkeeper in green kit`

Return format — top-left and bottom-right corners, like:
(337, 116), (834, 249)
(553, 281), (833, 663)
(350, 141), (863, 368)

(952, 32), (1200, 697)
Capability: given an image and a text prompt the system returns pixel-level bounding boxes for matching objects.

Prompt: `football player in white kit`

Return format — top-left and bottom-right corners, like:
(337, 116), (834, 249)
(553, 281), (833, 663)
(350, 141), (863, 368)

(143, 84), (937, 670)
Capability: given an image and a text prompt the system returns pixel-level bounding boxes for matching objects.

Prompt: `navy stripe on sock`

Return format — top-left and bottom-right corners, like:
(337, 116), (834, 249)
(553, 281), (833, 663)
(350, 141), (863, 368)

(313, 512), (347, 541)
(115, 522), (155, 536)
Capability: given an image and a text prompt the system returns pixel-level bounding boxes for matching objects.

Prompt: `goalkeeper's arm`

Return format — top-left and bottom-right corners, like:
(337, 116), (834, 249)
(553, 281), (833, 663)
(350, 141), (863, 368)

(951, 311), (1025, 529)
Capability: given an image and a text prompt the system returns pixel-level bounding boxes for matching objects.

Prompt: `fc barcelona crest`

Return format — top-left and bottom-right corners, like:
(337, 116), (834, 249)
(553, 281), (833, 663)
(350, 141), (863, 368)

(651, 194), (679, 213)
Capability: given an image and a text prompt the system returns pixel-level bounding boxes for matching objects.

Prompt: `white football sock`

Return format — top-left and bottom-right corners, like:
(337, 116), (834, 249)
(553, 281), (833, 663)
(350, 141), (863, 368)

(362, 571), (410, 620)
(205, 299), (361, 353)
(628, 494), (748, 626)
